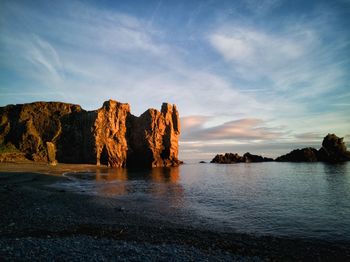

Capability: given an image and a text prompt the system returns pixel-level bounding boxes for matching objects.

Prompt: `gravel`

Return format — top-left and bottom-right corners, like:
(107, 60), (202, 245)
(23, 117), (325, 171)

(1, 169), (349, 261)
(0, 236), (259, 261)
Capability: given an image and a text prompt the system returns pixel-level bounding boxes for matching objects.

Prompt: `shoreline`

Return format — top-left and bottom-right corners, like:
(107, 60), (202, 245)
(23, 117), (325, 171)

(1, 166), (350, 261)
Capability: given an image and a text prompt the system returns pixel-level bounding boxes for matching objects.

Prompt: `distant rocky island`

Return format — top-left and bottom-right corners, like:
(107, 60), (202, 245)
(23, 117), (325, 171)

(211, 152), (273, 164)
(0, 100), (181, 167)
(211, 134), (350, 164)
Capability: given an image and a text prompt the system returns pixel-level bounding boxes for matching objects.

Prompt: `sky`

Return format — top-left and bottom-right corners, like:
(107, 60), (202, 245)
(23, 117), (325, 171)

(1, 0), (350, 160)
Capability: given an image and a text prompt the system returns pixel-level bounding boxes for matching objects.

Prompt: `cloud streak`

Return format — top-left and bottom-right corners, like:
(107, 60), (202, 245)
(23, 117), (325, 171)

(182, 117), (285, 142)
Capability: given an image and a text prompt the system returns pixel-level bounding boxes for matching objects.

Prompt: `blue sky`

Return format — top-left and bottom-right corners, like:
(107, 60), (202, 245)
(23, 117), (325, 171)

(1, 0), (350, 160)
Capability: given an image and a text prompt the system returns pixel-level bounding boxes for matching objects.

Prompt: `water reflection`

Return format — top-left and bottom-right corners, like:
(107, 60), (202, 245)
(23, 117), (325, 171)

(148, 167), (183, 204)
(64, 167), (183, 201)
(95, 168), (128, 181)
(94, 166), (185, 212)
(56, 162), (350, 241)
(149, 167), (180, 183)
(322, 163), (350, 213)
(95, 168), (128, 196)
(323, 162), (349, 176)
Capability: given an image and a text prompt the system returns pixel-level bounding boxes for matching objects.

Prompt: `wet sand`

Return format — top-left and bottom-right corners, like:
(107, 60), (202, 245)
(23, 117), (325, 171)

(0, 163), (349, 261)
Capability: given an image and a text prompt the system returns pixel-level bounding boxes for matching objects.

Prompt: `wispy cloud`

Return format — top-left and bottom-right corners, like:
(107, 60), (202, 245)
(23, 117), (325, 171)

(1, 0), (266, 116)
(182, 117), (285, 141)
(294, 132), (323, 141)
(208, 11), (349, 103)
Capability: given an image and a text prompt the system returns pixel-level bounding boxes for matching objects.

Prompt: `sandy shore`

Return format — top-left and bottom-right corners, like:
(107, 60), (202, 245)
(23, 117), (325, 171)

(0, 163), (349, 261)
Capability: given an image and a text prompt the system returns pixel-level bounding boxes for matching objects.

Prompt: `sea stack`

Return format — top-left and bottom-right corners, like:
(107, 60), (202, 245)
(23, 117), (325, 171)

(0, 100), (181, 168)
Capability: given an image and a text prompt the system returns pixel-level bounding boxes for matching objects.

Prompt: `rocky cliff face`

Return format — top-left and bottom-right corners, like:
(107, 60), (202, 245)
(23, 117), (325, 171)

(0, 102), (82, 162)
(0, 100), (181, 167)
(94, 101), (130, 167)
(127, 103), (180, 167)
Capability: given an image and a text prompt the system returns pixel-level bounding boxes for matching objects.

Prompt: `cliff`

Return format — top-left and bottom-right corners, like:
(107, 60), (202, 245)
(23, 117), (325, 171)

(0, 100), (181, 167)
(127, 103), (180, 167)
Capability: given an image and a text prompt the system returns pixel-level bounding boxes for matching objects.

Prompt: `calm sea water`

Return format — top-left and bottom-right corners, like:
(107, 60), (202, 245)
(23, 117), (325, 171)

(55, 162), (350, 241)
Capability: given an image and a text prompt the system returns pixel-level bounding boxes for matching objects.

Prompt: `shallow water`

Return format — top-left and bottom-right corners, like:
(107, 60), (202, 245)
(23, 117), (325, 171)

(54, 162), (350, 241)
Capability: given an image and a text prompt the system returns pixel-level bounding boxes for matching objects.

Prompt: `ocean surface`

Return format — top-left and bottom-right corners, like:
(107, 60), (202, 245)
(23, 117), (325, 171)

(54, 162), (350, 241)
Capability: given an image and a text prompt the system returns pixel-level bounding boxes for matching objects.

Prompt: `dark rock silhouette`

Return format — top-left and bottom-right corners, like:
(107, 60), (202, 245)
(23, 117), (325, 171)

(211, 152), (272, 164)
(275, 147), (319, 162)
(211, 153), (243, 164)
(318, 134), (350, 162)
(0, 100), (181, 167)
(243, 152), (273, 163)
(276, 134), (350, 163)
(211, 134), (349, 164)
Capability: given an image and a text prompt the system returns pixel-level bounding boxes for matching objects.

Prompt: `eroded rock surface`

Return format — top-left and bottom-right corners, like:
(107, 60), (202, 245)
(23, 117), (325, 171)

(0, 100), (181, 167)
(94, 101), (130, 167)
(0, 102), (82, 162)
(127, 103), (181, 167)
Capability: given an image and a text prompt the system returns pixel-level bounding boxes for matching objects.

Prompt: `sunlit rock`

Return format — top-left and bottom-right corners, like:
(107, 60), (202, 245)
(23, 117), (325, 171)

(127, 103), (181, 167)
(0, 100), (181, 167)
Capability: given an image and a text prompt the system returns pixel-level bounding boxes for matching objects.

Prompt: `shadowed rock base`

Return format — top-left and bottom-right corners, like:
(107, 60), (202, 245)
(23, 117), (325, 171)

(0, 100), (181, 167)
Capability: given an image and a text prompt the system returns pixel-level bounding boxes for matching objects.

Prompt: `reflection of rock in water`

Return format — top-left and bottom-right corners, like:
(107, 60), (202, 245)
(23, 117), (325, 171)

(95, 168), (128, 181)
(150, 167), (180, 183)
(95, 168), (128, 196)
(149, 167), (184, 208)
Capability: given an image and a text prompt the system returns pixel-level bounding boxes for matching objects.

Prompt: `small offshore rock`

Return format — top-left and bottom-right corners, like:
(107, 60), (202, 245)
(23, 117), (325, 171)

(211, 152), (272, 164)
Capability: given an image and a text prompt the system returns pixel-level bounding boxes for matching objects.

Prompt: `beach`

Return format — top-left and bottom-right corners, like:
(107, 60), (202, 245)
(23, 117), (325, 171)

(1, 163), (349, 261)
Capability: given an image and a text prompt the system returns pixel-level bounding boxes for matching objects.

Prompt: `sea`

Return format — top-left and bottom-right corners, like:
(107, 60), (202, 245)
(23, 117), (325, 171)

(54, 162), (350, 242)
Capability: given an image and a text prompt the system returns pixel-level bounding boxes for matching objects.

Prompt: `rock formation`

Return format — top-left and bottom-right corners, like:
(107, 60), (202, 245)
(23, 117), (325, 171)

(211, 134), (350, 164)
(275, 147), (319, 162)
(243, 152), (274, 163)
(0, 102), (82, 162)
(211, 152), (273, 164)
(318, 134), (350, 162)
(127, 103), (181, 167)
(0, 100), (181, 167)
(276, 134), (350, 163)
